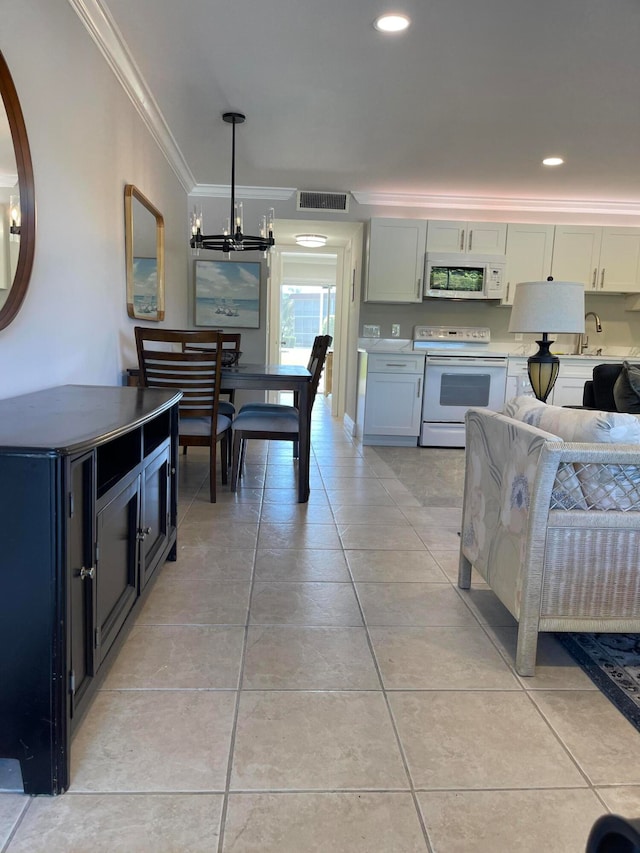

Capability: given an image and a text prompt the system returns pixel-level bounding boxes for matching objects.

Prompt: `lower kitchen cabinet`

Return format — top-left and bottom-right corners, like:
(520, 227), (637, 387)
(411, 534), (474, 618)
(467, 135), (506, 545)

(362, 352), (425, 445)
(0, 385), (180, 795)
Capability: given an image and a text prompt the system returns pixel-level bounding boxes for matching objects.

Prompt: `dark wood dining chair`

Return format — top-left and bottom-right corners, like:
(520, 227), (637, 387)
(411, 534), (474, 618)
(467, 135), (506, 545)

(230, 335), (332, 491)
(238, 334), (332, 418)
(134, 327), (231, 502)
(182, 332), (242, 417)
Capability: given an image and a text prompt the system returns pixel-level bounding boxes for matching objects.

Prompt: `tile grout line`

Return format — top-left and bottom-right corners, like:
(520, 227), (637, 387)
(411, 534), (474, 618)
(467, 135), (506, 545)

(341, 454), (436, 853)
(215, 450), (264, 853)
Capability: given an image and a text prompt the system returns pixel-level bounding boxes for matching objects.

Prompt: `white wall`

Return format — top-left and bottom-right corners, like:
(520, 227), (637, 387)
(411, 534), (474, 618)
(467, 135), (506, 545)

(0, 1), (189, 399)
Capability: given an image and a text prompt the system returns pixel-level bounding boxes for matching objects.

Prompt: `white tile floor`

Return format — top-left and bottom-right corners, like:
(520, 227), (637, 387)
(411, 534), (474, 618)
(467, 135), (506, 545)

(3, 398), (640, 852)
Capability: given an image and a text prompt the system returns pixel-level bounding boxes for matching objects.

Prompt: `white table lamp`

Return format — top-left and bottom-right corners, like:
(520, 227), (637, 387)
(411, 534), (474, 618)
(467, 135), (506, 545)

(508, 277), (585, 402)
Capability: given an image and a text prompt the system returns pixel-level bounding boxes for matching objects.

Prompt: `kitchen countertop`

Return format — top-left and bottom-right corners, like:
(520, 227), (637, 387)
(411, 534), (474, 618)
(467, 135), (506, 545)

(358, 338), (640, 360)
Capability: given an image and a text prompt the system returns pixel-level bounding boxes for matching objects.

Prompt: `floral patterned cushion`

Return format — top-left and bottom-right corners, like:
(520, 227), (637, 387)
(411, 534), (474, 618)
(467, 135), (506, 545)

(503, 396), (640, 510)
(462, 409), (561, 616)
(504, 396), (640, 442)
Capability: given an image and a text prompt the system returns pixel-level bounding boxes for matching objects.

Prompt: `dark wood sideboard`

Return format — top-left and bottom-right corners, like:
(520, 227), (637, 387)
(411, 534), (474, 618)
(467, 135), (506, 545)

(0, 385), (181, 795)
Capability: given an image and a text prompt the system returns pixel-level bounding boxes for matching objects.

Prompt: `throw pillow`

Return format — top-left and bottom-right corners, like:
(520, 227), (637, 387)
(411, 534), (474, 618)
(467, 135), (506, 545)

(613, 361), (640, 414)
(504, 395), (640, 443)
(503, 395), (640, 510)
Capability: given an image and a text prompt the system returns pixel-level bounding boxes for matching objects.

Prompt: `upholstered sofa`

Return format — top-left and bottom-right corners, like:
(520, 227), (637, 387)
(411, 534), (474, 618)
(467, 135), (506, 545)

(458, 397), (640, 675)
(583, 361), (640, 411)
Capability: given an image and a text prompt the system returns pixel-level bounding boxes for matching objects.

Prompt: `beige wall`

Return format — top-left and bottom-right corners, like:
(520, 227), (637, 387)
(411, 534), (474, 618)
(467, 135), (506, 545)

(0, 1), (188, 399)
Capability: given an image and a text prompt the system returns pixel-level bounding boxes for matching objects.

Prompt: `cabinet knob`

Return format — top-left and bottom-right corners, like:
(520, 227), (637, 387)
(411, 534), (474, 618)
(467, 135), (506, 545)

(79, 566), (95, 580)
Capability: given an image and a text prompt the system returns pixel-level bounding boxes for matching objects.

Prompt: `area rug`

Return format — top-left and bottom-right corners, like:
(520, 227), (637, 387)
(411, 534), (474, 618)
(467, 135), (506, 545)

(556, 633), (640, 731)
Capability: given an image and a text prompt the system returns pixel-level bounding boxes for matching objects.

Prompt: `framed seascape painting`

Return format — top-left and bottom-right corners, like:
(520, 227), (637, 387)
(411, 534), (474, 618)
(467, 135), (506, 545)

(194, 259), (261, 328)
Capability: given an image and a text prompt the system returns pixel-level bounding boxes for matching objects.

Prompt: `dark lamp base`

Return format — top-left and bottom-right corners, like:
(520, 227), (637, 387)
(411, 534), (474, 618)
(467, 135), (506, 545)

(528, 335), (560, 403)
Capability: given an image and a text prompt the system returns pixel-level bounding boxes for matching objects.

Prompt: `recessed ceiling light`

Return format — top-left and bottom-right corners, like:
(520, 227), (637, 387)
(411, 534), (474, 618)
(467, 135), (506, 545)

(295, 234), (328, 248)
(542, 156), (564, 166)
(374, 13), (410, 33)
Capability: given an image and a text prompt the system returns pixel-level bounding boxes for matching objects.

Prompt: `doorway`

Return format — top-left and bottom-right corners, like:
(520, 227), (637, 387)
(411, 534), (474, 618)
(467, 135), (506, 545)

(268, 249), (341, 403)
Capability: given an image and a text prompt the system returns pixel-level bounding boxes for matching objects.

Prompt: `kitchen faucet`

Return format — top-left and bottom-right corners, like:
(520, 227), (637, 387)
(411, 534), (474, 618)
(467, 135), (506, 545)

(575, 312), (603, 354)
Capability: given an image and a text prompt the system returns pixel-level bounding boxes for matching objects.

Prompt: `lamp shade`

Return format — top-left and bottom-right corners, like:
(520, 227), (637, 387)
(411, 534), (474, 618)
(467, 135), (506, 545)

(508, 280), (585, 334)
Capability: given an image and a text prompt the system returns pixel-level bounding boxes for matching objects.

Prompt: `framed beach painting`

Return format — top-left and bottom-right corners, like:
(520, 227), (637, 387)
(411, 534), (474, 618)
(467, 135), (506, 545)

(194, 259), (261, 328)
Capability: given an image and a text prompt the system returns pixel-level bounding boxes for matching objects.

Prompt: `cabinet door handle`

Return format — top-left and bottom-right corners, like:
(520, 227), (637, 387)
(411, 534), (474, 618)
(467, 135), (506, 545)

(385, 362), (408, 368)
(506, 282), (510, 301)
(600, 268), (605, 289)
(460, 230), (465, 252)
(79, 566), (95, 580)
(468, 230), (473, 251)
(416, 277), (421, 299)
(417, 377), (422, 398)
(592, 268), (597, 289)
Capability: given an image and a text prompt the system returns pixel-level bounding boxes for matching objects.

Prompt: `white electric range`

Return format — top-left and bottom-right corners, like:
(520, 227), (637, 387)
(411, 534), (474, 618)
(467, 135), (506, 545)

(413, 325), (508, 447)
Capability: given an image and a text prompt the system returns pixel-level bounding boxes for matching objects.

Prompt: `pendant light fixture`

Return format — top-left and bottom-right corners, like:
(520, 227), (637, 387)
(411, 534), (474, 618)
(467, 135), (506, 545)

(190, 112), (275, 255)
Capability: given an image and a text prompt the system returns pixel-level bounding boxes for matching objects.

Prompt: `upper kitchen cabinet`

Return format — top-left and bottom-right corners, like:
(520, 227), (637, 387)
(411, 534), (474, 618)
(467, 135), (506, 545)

(426, 220), (507, 255)
(364, 218), (426, 302)
(502, 223), (555, 305)
(551, 225), (640, 293)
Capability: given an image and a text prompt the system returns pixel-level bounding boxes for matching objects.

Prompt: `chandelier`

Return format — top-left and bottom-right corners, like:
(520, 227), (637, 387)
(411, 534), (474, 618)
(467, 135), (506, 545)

(190, 112), (275, 255)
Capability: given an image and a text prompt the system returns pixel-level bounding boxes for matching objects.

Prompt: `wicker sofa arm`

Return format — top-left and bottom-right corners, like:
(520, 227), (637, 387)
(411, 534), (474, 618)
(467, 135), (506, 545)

(460, 407), (640, 675)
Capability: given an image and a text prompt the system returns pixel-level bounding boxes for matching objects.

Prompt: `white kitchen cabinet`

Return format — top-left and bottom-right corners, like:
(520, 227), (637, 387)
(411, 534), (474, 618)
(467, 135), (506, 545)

(551, 226), (640, 293)
(550, 372), (592, 406)
(426, 220), (507, 255)
(505, 356), (534, 402)
(502, 224), (555, 305)
(364, 218), (426, 302)
(598, 229), (640, 292)
(362, 352), (425, 445)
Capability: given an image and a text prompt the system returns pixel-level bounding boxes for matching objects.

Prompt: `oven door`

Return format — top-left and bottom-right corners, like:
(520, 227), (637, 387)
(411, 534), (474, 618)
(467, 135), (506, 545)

(422, 355), (507, 422)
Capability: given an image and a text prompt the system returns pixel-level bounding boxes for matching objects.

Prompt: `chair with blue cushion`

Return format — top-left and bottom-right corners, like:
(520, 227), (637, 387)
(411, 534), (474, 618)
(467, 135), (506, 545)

(230, 335), (332, 491)
(135, 327), (231, 502)
(239, 334), (332, 419)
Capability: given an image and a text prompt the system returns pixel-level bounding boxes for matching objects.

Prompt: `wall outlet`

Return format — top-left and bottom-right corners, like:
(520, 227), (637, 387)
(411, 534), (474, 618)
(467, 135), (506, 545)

(363, 324), (380, 338)
(391, 324), (401, 338)
(514, 333), (524, 341)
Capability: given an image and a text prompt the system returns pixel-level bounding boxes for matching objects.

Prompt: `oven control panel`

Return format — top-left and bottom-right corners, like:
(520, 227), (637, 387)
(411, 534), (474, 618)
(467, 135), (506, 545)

(413, 325), (491, 344)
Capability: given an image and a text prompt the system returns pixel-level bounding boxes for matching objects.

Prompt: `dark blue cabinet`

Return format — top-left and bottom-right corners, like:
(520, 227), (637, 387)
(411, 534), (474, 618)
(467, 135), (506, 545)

(0, 385), (179, 795)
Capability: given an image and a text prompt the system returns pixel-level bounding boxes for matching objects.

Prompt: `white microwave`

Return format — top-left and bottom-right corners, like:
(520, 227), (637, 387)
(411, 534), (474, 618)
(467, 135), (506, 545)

(424, 253), (506, 300)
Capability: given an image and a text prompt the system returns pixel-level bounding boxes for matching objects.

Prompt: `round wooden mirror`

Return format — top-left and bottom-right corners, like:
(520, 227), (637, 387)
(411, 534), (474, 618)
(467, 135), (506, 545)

(0, 50), (35, 331)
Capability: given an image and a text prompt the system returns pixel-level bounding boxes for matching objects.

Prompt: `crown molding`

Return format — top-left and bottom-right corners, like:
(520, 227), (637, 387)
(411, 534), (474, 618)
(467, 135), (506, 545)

(351, 190), (640, 217)
(190, 185), (296, 201)
(68, 0), (196, 193)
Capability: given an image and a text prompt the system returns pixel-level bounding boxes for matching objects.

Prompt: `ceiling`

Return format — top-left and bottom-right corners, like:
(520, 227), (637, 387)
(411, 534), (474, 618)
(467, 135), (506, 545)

(87, 0), (640, 207)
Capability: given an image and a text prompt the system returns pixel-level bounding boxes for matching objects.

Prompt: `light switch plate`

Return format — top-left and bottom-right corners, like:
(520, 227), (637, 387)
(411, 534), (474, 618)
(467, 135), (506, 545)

(363, 324), (381, 338)
(391, 324), (400, 338)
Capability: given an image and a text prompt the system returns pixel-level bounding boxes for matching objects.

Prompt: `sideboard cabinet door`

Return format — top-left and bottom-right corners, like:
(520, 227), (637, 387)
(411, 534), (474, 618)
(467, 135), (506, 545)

(95, 472), (140, 667)
(140, 440), (171, 589)
(68, 452), (96, 721)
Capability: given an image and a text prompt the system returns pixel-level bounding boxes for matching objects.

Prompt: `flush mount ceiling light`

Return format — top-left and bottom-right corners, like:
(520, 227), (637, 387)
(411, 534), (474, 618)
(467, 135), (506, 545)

(190, 112), (275, 255)
(374, 13), (410, 32)
(295, 234), (328, 248)
(542, 156), (564, 166)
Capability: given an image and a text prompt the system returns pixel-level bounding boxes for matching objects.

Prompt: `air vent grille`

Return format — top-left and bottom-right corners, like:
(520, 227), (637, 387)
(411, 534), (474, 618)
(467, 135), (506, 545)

(297, 190), (350, 213)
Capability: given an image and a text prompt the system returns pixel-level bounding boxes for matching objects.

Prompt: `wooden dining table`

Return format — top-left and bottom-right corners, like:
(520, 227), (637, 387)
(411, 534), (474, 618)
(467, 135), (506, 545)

(221, 363), (313, 502)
